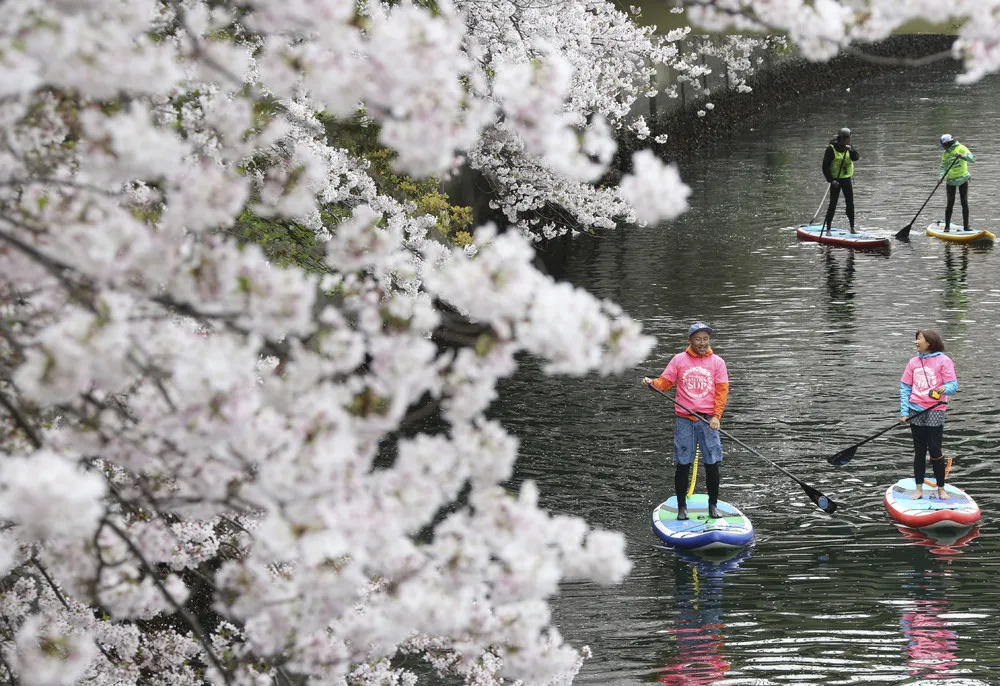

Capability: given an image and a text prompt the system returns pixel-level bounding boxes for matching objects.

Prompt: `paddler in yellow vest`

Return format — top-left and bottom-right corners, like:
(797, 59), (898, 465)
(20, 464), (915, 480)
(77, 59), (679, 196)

(938, 134), (976, 232)
(821, 127), (860, 234)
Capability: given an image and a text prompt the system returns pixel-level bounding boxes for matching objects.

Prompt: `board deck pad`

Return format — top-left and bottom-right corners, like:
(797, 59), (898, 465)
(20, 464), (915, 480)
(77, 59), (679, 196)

(652, 494), (753, 551)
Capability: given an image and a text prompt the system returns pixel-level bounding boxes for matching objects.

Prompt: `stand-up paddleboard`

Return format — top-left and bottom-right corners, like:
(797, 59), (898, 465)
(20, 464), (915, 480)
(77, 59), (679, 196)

(926, 221), (995, 244)
(651, 494), (754, 553)
(797, 225), (891, 251)
(884, 477), (981, 529)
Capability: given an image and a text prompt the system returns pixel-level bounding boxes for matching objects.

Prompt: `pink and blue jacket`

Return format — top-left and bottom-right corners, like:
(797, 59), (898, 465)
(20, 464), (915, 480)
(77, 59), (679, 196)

(900, 352), (958, 416)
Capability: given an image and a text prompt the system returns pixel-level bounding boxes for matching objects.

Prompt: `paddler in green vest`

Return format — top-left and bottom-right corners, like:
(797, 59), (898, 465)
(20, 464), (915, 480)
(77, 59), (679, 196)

(938, 134), (976, 232)
(821, 127), (860, 234)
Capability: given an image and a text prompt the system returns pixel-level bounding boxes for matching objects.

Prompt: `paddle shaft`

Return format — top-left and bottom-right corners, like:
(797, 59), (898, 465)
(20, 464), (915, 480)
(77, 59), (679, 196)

(649, 385), (817, 490)
(809, 185), (830, 225)
(902, 156), (961, 230)
(851, 400), (945, 450)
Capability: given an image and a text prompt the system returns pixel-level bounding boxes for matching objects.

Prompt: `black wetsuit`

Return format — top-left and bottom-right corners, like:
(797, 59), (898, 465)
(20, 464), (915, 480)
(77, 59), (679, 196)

(822, 140), (860, 231)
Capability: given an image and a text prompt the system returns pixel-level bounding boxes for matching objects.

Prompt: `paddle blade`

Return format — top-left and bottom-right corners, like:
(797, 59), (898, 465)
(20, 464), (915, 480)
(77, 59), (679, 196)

(802, 483), (839, 514)
(895, 223), (913, 240)
(827, 446), (856, 466)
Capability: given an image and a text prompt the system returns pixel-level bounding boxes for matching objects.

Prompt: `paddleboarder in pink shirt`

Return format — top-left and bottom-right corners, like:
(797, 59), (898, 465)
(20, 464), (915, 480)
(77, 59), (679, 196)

(899, 329), (958, 500)
(642, 322), (730, 520)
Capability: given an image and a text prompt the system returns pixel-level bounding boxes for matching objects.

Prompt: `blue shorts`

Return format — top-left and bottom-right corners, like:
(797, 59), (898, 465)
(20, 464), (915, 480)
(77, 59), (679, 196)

(674, 416), (723, 465)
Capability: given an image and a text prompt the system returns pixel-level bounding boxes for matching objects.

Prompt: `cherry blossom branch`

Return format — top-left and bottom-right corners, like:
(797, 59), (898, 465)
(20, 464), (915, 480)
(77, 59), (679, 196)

(149, 294), (292, 361)
(164, 0), (247, 88)
(842, 46), (954, 67)
(0, 318), (27, 357)
(0, 650), (16, 683)
(0, 217), (96, 309)
(0, 177), (124, 198)
(104, 519), (233, 684)
(0, 391), (43, 450)
(30, 558), (118, 665)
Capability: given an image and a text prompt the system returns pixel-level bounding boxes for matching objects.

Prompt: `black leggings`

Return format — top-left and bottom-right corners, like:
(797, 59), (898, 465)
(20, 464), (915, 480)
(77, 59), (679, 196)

(824, 178), (855, 230)
(911, 424), (946, 487)
(675, 462), (721, 507)
(945, 181), (970, 229)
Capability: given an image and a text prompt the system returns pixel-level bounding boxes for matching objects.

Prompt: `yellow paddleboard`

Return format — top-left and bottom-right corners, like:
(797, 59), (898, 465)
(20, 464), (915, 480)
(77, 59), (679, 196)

(926, 221), (996, 244)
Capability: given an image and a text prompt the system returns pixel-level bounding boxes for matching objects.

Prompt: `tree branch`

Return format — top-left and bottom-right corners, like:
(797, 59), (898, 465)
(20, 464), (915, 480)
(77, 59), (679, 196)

(30, 558), (118, 665)
(0, 391), (43, 450)
(843, 46), (954, 67)
(105, 520), (233, 684)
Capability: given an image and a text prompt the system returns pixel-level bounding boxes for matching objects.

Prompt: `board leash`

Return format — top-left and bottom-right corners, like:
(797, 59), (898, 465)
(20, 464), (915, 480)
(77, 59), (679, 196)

(687, 446), (700, 498)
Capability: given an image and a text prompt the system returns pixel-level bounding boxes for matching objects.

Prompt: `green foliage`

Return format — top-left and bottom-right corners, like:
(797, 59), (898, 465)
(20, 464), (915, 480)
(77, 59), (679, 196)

(348, 387), (390, 417)
(768, 38), (794, 57)
(228, 110), (473, 277)
(233, 209), (329, 273)
(316, 112), (472, 243)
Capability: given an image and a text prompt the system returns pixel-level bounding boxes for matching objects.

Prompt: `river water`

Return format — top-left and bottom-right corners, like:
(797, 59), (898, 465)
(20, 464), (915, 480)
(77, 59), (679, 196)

(497, 63), (1000, 684)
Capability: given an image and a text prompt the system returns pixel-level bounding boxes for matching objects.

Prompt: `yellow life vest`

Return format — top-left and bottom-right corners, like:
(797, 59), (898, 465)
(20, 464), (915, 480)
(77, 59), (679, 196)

(942, 144), (970, 180)
(829, 144), (853, 179)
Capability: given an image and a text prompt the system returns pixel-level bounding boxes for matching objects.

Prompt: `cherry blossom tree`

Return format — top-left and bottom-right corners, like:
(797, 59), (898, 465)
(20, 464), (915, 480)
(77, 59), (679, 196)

(680, 0), (1000, 82)
(0, 0), (997, 684)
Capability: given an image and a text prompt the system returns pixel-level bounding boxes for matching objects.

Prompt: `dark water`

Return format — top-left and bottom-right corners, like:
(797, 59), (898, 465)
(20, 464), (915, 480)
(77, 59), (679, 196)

(498, 63), (1000, 685)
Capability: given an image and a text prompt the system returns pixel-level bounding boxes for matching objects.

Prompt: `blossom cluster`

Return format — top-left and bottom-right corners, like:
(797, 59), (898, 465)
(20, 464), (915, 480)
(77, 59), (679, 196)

(681, 0), (1000, 83)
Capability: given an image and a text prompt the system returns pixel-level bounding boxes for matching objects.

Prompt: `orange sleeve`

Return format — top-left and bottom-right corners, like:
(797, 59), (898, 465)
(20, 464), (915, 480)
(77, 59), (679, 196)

(713, 382), (729, 418)
(651, 377), (674, 392)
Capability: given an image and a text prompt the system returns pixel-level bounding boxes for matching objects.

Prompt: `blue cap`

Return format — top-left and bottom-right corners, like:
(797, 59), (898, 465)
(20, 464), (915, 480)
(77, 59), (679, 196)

(688, 321), (713, 336)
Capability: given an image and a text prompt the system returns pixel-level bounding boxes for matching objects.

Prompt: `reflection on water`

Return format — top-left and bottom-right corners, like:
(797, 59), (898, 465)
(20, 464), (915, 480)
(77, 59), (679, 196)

(895, 529), (983, 685)
(824, 247), (857, 325)
(895, 524), (980, 555)
(902, 598), (959, 679)
(499, 62), (1000, 685)
(657, 555), (745, 685)
(941, 244), (970, 325)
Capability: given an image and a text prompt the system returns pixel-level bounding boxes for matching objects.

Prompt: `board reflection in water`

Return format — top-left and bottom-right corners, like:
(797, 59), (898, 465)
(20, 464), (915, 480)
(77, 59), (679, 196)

(901, 598), (959, 680)
(657, 549), (750, 685)
(895, 524), (980, 558)
(894, 526), (987, 685)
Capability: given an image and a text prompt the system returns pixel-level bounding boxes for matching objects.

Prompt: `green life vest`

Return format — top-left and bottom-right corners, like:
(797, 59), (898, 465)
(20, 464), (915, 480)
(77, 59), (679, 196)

(829, 144), (853, 179)
(943, 144), (970, 180)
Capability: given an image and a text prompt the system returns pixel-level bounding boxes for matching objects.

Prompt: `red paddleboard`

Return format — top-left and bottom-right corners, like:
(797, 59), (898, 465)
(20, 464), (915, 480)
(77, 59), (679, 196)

(884, 477), (980, 530)
(797, 225), (891, 251)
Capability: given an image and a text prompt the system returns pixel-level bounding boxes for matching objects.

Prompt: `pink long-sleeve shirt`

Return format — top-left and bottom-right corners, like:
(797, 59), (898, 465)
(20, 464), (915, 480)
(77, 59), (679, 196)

(652, 346), (729, 418)
(901, 353), (957, 411)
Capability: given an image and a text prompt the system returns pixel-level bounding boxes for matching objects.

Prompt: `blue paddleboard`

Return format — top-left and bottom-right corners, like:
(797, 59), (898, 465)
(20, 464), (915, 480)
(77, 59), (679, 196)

(651, 494), (753, 552)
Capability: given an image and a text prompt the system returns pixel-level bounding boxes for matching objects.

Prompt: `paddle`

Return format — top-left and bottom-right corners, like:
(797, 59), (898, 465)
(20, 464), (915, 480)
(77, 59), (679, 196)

(895, 157), (961, 239)
(648, 385), (840, 514)
(809, 185), (830, 226)
(827, 400), (945, 466)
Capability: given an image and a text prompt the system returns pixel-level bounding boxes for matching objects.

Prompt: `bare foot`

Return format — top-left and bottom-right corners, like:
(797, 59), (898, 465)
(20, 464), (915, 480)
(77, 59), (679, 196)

(914, 486), (923, 499)
(937, 488), (947, 500)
